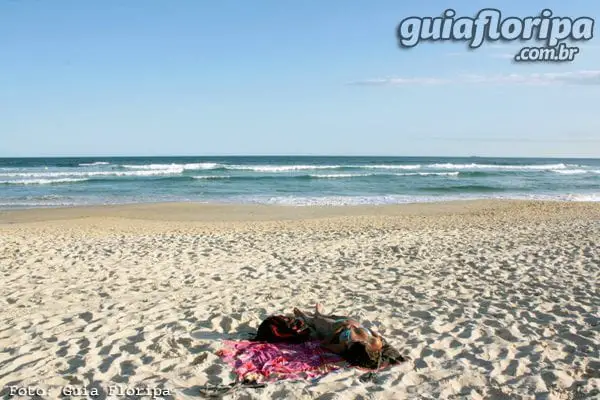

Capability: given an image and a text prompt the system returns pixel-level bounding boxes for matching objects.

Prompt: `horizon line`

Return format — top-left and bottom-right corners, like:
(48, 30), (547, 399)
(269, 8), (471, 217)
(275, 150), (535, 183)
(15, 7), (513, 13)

(1, 154), (600, 160)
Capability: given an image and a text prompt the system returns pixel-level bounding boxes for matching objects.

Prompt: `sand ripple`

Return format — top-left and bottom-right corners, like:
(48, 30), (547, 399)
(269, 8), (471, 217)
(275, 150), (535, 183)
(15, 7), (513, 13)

(0, 201), (599, 399)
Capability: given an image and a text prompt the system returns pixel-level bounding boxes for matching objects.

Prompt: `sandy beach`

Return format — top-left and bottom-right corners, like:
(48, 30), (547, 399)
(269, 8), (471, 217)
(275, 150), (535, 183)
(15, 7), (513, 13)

(0, 200), (599, 399)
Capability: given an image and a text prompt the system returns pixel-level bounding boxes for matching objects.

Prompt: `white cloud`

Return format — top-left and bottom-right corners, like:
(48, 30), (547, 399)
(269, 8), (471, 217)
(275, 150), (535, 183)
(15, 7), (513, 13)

(349, 77), (449, 86)
(417, 136), (600, 143)
(348, 70), (600, 86)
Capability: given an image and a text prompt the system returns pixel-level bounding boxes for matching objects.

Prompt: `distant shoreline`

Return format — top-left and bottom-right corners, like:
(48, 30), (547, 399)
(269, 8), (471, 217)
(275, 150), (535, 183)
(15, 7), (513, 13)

(2, 199), (599, 225)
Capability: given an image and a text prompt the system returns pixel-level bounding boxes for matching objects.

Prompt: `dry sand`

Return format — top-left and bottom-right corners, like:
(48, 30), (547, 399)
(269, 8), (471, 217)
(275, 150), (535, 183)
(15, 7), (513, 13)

(0, 200), (599, 399)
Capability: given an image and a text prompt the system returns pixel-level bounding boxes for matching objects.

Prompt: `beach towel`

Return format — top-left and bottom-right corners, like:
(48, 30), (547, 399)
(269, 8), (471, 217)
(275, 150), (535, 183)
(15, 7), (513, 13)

(217, 340), (346, 382)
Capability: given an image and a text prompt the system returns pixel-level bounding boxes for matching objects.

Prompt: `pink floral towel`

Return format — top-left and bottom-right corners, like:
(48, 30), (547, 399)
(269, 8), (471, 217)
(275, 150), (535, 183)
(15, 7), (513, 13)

(217, 340), (346, 382)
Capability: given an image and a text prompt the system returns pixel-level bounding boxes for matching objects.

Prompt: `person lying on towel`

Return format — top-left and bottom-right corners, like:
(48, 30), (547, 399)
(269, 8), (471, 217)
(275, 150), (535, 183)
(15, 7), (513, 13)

(293, 303), (384, 369)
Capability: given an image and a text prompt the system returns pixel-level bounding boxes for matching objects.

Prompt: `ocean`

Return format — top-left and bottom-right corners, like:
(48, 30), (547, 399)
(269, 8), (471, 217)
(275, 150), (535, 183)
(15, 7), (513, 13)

(0, 156), (599, 209)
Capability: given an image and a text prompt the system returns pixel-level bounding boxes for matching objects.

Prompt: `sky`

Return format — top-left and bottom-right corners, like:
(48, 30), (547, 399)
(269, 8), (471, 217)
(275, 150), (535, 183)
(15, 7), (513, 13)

(1, 0), (599, 158)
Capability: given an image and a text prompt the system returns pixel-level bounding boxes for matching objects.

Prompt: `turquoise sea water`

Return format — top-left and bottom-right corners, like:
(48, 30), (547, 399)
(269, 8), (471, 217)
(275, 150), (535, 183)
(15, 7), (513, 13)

(0, 156), (599, 208)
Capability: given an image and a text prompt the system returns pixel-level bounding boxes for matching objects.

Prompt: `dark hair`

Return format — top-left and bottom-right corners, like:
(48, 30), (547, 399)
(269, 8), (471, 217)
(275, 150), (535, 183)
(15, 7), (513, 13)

(343, 342), (382, 369)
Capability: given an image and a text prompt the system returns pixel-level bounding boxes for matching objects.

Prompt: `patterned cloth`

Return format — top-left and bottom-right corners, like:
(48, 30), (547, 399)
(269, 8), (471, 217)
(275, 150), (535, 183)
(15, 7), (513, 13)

(217, 340), (347, 382)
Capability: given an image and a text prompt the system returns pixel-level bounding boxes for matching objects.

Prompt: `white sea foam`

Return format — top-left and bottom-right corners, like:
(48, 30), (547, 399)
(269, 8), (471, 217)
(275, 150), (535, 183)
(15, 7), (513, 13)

(225, 164), (423, 172)
(237, 194), (506, 206)
(309, 172), (459, 178)
(0, 168), (184, 178)
(428, 163), (572, 170)
(185, 163), (222, 170)
(238, 195), (431, 206)
(121, 164), (176, 170)
(564, 193), (600, 201)
(552, 169), (588, 175)
(360, 164), (422, 170)
(106, 169), (185, 176)
(226, 192), (600, 206)
(79, 162), (110, 166)
(393, 172), (460, 177)
(0, 201), (78, 208)
(223, 163), (579, 172)
(192, 175), (231, 179)
(310, 173), (372, 178)
(121, 163), (220, 170)
(1, 178), (89, 185)
(107, 162), (589, 173)
(226, 165), (341, 172)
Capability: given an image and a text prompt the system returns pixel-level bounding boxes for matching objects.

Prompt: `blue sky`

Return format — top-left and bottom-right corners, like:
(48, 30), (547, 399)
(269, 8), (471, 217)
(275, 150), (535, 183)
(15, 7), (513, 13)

(1, 1), (599, 157)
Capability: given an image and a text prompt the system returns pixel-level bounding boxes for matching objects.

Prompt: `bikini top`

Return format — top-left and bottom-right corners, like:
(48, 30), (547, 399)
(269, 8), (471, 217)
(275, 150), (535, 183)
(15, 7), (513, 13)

(335, 318), (373, 345)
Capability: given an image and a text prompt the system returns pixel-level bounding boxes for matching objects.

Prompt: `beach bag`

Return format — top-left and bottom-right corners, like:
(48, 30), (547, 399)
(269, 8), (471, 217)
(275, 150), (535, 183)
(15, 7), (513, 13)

(253, 315), (311, 343)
